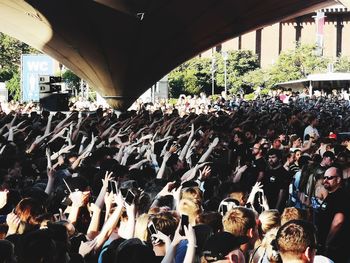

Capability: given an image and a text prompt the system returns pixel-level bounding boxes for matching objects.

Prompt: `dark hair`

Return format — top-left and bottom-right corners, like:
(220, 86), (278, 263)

(267, 148), (282, 160)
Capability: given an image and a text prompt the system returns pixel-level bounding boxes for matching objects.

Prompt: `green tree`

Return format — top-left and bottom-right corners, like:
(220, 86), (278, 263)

(0, 32), (39, 100)
(334, 55), (350, 72)
(5, 71), (21, 101)
(168, 50), (259, 97)
(62, 69), (81, 91)
(267, 44), (329, 89)
(241, 68), (269, 91)
(168, 57), (211, 97)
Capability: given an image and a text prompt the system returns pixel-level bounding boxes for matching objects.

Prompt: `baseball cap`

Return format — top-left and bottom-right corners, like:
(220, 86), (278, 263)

(328, 132), (337, 139)
(203, 232), (248, 261)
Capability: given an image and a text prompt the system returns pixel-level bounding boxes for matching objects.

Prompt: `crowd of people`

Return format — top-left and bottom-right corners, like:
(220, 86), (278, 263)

(0, 90), (349, 263)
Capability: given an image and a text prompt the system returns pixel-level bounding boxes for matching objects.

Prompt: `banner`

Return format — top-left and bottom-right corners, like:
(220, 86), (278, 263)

(314, 11), (325, 56)
(21, 55), (55, 102)
(0, 82), (7, 103)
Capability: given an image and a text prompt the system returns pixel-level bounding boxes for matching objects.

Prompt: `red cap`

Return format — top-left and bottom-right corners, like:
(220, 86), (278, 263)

(329, 132), (337, 139)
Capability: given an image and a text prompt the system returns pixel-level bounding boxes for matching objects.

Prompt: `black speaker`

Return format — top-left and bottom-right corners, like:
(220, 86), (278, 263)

(39, 93), (69, 111)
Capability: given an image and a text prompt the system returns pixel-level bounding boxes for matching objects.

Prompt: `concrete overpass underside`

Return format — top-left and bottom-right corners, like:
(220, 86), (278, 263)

(0, 0), (347, 109)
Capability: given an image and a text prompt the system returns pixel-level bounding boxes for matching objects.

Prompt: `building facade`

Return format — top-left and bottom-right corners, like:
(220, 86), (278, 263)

(202, 4), (350, 68)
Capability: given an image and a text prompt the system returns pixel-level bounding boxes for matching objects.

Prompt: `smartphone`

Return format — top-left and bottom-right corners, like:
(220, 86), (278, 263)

(148, 221), (160, 243)
(148, 221), (157, 235)
(108, 180), (118, 193)
(124, 190), (135, 205)
(221, 204), (228, 216)
(180, 214), (189, 236)
(257, 191), (263, 204)
(120, 188), (128, 197)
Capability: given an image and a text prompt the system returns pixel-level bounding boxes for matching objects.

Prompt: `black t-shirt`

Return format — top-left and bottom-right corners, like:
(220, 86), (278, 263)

(239, 157), (267, 192)
(229, 142), (249, 166)
(254, 157), (267, 174)
(316, 188), (350, 248)
(262, 166), (291, 210)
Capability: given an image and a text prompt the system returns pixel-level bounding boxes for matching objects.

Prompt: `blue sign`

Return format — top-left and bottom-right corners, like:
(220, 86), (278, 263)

(21, 55), (55, 102)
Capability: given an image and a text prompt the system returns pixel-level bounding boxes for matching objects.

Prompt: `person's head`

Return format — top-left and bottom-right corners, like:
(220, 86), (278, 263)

(178, 198), (202, 225)
(322, 166), (342, 193)
(196, 212), (223, 233)
(259, 228), (281, 263)
(18, 229), (57, 263)
(251, 143), (263, 158)
(335, 152), (349, 168)
(202, 232), (247, 263)
(218, 198), (240, 216)
(294, 149), (302, 162)
(309, 116), (318, 127)
(223, 207), (257, 244)
(15, 198), (46, 232)
(115, 238), (156, 263)
(0, 239), (15, 263)
(181, 186), (203, 203)
(245, 130), (255, 142)
(267, 149), (282, 168)
(134, 213), (151, 242)
(340, 135), (350, 148)
(290, 134), (302, 148)
(149, 212), (178, 240)
(280, 207), (305, 225)
(321, 151), (335, 167)
(233, 131), (245, 144)
(228, 190), (246, 206)
(272, 139), (282, 150)
(258, 210), (280, 236)
(276, 220), (317, 263)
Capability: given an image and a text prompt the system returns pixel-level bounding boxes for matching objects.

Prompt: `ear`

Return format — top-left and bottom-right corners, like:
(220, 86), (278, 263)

(247, 228), (254, 238)
(228, 253), (239, 263)
(304, 247), (315, 262)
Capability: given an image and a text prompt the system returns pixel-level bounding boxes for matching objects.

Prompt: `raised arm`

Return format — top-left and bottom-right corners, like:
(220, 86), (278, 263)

(198, 137), (219, 163)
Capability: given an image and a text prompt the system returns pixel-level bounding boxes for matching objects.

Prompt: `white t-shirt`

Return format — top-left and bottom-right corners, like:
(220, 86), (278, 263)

(314, 255), (334, 263)
(304, 125), (319, 140)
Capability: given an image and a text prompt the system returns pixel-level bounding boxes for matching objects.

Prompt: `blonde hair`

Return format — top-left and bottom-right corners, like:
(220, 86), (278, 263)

(134, 213), (151, 241)
(228, 192), (246, 206)
(260, 228), (281, 263)
(259, 209), (281, 234)
(281, 207), (304, 225)
(181, 187), (203, 203)
(223, 207), (256, 237)
(178, 198), (202, 225)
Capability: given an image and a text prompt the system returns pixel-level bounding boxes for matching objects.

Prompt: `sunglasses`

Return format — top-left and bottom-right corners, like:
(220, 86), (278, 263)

(323, 175), (339, 181)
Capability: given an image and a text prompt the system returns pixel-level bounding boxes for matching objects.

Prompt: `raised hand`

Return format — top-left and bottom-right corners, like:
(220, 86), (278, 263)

(46, 147), (52, 169)
(157, 181), (175, 197)
(70, 191), (90, 208)
(246, 182), (264, 205)
(0, 190), (9, 209)
(152, 230), (171, 248)
(79, 239), (97, 257)
(210, 137), (219, 148)
(104, 192), (114, 214)
(198, 165), (211, 181)
(6, 212), (21, 236)
(47, 167), (56, 180)
(102, 171), (113, 189)
(59, 144), (76, 155)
